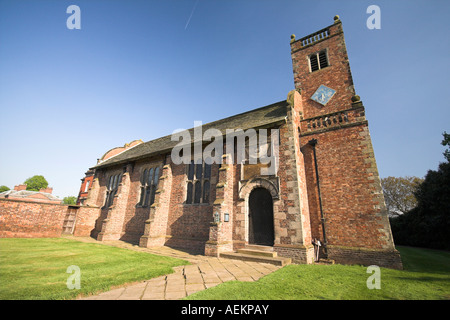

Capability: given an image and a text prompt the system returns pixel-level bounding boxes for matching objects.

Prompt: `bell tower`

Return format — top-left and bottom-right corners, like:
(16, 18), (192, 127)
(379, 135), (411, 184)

(290, 15), (356, 119)
(291, 17), (403, 269)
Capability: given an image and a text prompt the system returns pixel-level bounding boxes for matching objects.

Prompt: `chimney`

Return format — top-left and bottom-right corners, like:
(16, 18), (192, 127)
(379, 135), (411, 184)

(14, 184), (27, 191)
(39, 187), (53, 194)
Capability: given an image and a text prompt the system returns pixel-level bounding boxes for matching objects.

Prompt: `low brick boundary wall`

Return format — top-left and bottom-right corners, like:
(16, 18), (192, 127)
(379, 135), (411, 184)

(0, 199), (99, 238)
(0, 199), (67, 238)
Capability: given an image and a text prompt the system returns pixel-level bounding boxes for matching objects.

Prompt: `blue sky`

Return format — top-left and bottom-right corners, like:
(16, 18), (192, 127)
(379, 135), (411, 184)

(0, 0), (449, 199)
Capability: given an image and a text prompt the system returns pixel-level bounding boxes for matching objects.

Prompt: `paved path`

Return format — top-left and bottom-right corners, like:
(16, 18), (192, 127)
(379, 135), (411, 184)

(69, 237), (281, 300)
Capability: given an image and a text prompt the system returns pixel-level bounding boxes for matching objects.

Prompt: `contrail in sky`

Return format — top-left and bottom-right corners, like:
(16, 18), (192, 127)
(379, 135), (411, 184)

(185, 0), (199, 30)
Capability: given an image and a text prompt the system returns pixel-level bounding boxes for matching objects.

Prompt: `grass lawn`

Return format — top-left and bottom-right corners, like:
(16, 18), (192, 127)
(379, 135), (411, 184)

(0, 238), (188, 300)
(186, 246), (450, 300)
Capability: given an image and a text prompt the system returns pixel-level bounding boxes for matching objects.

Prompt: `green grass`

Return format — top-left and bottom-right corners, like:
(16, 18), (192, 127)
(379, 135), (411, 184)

(2, 239), (449, 300)
(186, 246), (450, 300)
(0, 238), (188, 300)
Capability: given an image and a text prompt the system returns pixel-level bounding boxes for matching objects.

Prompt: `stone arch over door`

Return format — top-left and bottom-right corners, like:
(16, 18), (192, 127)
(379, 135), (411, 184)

(238, 178), (279, 245)
(239, 178), (279, 201)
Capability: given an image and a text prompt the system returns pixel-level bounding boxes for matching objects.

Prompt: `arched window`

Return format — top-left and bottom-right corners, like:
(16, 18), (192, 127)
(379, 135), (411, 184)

(144, 168), (154, 207)
(194, 181), (202, 203)
(139, 169), (147, 205)
(138, 166), (160, 207)
(203, 180), (210, 203)
(186, 182), (193, 204)
(195, 163), (203, 179)
(186, 159), (212, 204)
(204, 163), (211, 179)
(105, 173), (121, 208)
(188, 161), (194, 180)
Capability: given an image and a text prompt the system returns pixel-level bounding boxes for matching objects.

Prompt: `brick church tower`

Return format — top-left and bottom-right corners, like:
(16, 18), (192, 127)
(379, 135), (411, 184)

(291, 16), (402, 268)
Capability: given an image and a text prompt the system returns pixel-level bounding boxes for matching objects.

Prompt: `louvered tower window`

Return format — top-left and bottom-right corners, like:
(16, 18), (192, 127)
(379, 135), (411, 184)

(309, 50), (329, 72)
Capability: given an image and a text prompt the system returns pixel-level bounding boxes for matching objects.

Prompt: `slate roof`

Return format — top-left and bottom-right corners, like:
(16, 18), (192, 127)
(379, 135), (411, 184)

(93, 100), (288, 169)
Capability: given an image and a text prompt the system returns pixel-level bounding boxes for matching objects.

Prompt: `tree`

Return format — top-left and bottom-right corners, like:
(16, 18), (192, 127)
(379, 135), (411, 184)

(63, 196), (77, 205)
(442, 131), (450, 162)
(389, 132), (450, 250)
(24, 175), (48, 192)
(0, 185), (10, 193)
(390, 162), (450, 250)
(381, 176), (423, 217)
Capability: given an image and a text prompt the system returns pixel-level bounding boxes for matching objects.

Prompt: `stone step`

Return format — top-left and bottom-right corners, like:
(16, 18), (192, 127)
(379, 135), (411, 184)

(237, 248), (278, 258)
(245, 244), (274, 252)
(314, 258), (336, 265)
(219, 252), (291, 266)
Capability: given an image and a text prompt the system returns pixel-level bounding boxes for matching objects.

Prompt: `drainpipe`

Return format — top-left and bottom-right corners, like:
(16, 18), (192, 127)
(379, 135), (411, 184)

(308, 138), (328, 258)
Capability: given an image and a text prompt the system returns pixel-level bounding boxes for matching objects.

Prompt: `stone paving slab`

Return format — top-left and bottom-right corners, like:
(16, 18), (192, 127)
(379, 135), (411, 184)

(75, 238), (282, 301)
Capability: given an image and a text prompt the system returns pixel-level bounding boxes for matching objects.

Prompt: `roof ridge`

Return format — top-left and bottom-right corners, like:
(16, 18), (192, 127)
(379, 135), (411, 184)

(135, 100), (288, 145)
(193, 100), (287, 129)
(92, 100), (288, 169)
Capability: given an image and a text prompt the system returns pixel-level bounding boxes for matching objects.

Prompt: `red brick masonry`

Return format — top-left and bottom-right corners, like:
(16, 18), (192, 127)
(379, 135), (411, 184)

(0, 199), (99, 238)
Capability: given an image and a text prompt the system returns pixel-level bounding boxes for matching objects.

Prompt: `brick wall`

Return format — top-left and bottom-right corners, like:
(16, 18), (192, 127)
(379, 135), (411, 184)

(140, 158), (175, 247)
(96, 165), (128, 241)
(0, 199), (67, 238)
(164, 156), (217, 251)
(91, 154), (219, 251)
(205, 153), (235, 256)
(73, 206), (101, 237)
(122, 157), (164, 243)
(0, 199), (100, 238)
(300, 123), (395, 249)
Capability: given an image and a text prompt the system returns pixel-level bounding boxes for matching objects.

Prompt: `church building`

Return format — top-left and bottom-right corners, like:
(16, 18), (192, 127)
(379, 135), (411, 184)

(78, 17), (402, 269)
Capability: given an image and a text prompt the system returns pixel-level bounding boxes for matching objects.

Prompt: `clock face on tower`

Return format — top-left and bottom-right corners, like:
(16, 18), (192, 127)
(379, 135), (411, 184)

(310, 85), (336, 106)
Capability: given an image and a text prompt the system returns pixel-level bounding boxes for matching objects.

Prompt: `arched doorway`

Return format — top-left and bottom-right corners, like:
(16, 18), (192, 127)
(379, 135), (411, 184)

(248, 187), (274, 246)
